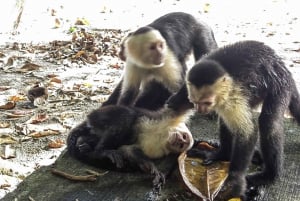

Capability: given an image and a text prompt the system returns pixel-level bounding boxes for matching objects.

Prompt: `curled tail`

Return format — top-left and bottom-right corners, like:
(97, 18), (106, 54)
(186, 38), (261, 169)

(288, 84), (300, 124)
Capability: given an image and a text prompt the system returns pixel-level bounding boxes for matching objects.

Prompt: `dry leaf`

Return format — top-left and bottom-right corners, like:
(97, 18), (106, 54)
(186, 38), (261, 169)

(0, 101), (16, 110)
(50, 77), (62, 83)
(54, 18), (61, 28)
(0, 86), (11, 92)
(178, 153), (230, 201)
(8, 95), (26, 102)
(28, 113), (48, 124)
(0, 135), (17, 144)
(19, 62), (41, 72)
(29, 129), (60, 138)
(48, 139), (64, 148)
(6, 57), (14, 66)
(0, 122), (10, 128)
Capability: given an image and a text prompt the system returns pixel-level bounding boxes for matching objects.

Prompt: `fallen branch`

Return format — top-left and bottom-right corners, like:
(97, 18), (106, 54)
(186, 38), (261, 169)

(51, 168), (97, 182)
(85, 169), (109, 176)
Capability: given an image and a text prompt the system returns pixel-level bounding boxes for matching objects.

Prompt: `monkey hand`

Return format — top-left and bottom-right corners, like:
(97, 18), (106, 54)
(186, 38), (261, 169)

(77, 142), (93, 153)
(101, 150), (125, 169)
(138, 161), (166, 189)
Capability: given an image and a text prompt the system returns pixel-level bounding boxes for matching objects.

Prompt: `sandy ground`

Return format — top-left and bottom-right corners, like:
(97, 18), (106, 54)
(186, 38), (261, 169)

(0, 0), (299, 199)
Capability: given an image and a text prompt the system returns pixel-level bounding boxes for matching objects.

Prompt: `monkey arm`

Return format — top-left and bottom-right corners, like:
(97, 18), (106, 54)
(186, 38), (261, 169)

(167, 84), (193, 111)
(119, 145), (165, 188)
(101, 79), (123, 106)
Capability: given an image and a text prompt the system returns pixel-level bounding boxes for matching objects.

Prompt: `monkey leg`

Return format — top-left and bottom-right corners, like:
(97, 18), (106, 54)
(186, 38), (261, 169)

(134, 80), (171, 110)
(202, 120), (233, 165)
(120, 145), (165, 189)
(247, 95), (286, 186)
(101, 81), (122, 106)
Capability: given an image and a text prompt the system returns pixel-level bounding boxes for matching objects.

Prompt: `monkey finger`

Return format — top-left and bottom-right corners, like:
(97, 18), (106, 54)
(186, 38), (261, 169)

(202, 158), (215, 165)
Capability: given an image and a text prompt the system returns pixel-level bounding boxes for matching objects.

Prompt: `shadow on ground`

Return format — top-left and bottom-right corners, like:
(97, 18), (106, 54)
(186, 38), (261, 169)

(1, 114), (300, 201)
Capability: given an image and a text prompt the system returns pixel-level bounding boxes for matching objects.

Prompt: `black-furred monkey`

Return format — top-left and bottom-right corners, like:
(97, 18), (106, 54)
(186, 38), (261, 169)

(102, 12), (218, 110)
(167, 40), (300, 199)
(67, 103), (195, 189)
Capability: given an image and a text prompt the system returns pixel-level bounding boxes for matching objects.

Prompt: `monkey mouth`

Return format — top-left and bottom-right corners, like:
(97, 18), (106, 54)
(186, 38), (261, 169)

(194, 103), (211, 114)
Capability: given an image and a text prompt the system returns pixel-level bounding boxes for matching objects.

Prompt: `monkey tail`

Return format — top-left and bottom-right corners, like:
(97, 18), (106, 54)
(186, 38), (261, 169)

(288, 84), (300, 125)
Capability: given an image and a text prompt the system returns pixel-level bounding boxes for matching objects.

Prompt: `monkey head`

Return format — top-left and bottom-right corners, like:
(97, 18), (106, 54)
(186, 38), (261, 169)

(166, 123), (194, 153)
(186, 59), (232, 114)
(122, 26), (167, 68)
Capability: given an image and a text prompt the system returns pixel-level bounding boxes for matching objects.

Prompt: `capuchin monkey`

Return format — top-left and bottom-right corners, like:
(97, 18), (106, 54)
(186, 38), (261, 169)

(67, 104), (194, 189)
(102, 12), (218, 110)
(167, 40), (300, 199)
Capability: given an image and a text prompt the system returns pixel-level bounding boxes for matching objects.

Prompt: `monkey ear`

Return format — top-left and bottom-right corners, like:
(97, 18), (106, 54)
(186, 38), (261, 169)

(118, 32), (132, 61)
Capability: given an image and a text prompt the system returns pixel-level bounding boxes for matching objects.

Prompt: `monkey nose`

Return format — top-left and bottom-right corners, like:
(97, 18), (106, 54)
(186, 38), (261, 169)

(194, 103), (210, 114)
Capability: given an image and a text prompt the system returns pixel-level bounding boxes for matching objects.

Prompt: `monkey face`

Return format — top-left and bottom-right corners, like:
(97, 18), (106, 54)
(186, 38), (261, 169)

(187, 83), (217, 114)
(186, 75), (231, 114)
(167, 123), (194, 153)
(126, 30), (167, 68)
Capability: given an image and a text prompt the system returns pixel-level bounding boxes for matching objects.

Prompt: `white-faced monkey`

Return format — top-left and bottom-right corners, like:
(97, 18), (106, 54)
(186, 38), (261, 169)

(67, 104), (194, 189)
(102, 12), (218, 110)
(167, 40), (300, 199)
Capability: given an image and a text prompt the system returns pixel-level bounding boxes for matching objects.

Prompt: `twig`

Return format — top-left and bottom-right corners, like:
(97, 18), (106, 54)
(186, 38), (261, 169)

(51, 168), (97, 182)
(85, 169), (109, 176)
(28, 196), (36, 201)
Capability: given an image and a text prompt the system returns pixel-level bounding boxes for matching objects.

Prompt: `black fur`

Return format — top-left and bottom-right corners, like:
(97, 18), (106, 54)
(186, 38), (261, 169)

(102, 12), (217, 110)
(67, 104), (190, 189)
(168, 40), (300, 199)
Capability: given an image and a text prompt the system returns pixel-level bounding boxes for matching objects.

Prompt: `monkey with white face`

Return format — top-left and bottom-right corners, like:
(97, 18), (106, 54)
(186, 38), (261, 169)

(167, 40), (300, 200)
(102, 12), (218, 110)
(67, 104), (194, 189)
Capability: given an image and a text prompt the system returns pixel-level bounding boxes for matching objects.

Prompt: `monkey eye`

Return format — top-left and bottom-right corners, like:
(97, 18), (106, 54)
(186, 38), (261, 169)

(203, 101), (212, 106)
(149, 43), (157, 50)
(182, 133), (187, 140)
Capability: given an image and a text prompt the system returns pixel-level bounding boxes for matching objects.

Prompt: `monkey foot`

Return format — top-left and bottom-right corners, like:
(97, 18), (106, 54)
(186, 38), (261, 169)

(246, 172), (276, 187)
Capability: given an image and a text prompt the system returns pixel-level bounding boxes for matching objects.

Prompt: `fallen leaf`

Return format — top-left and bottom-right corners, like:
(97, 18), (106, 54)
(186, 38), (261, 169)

(178, 153), (230, 201)
(0, 135), (17, 144)
(50, 77), (62, 83)
(28, 112), (48, 124)
(74, 18), (90, 25)
(0, 122), (10, 128)
(8, 95), (26, 102)
(48, 139), (64, 148)
(18, 62), (41, 72)
(29, 129), (60, 138)
(0, 101), (16, 110)
(6, 57), (14, 66)
(0, 86), (11, 92)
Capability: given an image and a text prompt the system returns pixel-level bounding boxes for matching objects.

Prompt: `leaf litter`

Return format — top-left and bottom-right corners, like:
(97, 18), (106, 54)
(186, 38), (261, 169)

(0, 27), (126, 196)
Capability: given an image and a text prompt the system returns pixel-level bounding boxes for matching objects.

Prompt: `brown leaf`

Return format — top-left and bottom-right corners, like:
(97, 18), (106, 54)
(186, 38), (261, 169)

(0, 101), (16, 110)
(178, 152), (230, 201)
(48, 139), (65, 148)
(6, 57), (14, 66)
(0, 52), (5, 58)
(8, 95), (26, 102)
(28, 113), (48, 124)
(29, 129), (60, 138)
(19, 62), (41, 72)
(0, 86), (11, 92)
(50, 77), (62, 84)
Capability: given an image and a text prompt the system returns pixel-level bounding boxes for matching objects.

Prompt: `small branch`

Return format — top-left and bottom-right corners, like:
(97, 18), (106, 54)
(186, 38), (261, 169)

(85, 169), (109, 176)
(51, 168), (97, 182)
